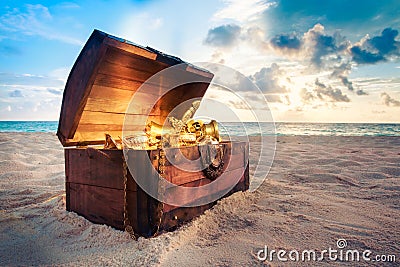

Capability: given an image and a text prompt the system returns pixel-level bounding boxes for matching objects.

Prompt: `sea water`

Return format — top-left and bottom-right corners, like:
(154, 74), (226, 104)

(0, 121), (399, 136)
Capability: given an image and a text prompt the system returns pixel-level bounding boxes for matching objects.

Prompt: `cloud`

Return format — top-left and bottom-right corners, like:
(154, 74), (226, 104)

(299, 88), (314, 103)
(0, 4), (83, 45)
(47, 88), (63, 95)
(314, 79), (350, 102)
(270, 33), (301, 50)
(0, 71), (65, 120)
(227, 99), (249, 109)
(0, 72), (64, 88)
(204, 24), (241, 47)
(350, 28), (400, 64)
(210, 51), (226, 64)
(213, 0), (276, 22)
(303, 24), (349, 68)
(250, 63), (287, 93)
(55, 2), (80, 9)
(9, 90), (24, 97)
(350, 45), (385, 64)
(260, 0), (400, 37)
(265, 94), (282, 103)
(369, 28), (399, 55)
(381, 92), (400, 107)
(267, 24), (351, 70)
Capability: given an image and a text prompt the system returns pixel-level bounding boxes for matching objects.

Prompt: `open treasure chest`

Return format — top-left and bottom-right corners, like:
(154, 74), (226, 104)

(57, 30), (249, 237)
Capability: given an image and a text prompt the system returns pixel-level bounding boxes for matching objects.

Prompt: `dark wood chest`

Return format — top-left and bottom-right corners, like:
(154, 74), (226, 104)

(58, 30), (249, 237)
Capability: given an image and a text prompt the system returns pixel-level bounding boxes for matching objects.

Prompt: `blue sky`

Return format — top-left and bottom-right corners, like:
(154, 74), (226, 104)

(0, 0), (399, 122)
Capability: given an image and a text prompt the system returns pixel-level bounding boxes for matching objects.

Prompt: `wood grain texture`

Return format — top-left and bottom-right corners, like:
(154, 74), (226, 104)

(65, 140), (249, 237)
(160, 202), (215, 232)
(57, 30), (213, 147)
(66, 148), (136, 191)
(67, 182), (125, 230)
(57, 30), (107, 145)
(103, 38), (157, 60)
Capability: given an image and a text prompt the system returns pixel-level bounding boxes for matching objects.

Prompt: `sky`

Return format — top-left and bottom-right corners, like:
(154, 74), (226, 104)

(0, 0), (399, 122)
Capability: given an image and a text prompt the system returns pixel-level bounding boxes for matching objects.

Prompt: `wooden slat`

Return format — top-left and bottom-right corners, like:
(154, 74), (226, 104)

(186, 65), (214, 79)
(79, 111), (158, 125)
(69, 130), (124, 144)
(66, 148), (136, 191)
(103, 37), (157, 60)
(94, 74), (146, 91)
(98, 61), (156, 82)
(57, 30), (107, 144)
(93, 74), (169, 95)
(67, 183), (125, 230)
(75, 124), (145, 133)
(105, 47), (167, 74)
(164, 153), (245, 186)
(98, 61), (211, 95)
(105, 47), (213, 83)
(157, 83), (210, 112)
(84, 91), (162, 115)
(65, 182), (70, 211)
(126, 189), (138, 231)
(126, 149), (162, 237)
(160, 202), (215, 231)
(163, 178), (211, 213)
(163, 167), (245, 209)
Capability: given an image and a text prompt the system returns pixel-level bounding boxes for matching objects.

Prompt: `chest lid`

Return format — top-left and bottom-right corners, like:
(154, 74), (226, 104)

(57, 30), (213, 147)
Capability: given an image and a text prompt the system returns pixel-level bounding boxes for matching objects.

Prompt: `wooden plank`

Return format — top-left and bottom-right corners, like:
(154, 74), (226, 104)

(186, 65), (214, 79)
(160, 202), (215, 232)
(67, 182), (125, 230)
(103, 37), (157, 60)
(98, 61), (156, 83)
(163, 178), (211, 213)
(65, 182), (70, 211)
(105, 47), (213, 82)
(156, 83), (210, 116)
(93, 74), (168, 95)
(123, 149), (162, 237)
(89, 85), (136, 99)
(64, 149), (70, 182)
(231, 163), (249, 192)
(78, 111), (158, 125)
(84, 91), (161, 115)
(163, 167), (245, 209)
(66, 148), (136, 191)
(69, 130), (124, 145)
(105, 47), (167, 75)
(164, 152), (245, 186)
(66, 148), (90, 183)
(94, 74), (147, 92)
(126, 190), (138, 231)
(98, 61), (211, 95)
(75, 124), (145, 133)
(57, 30), (107, 144)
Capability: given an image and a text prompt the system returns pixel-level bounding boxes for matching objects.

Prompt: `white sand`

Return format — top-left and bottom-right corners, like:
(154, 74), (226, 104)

(0, 133), (399, 266)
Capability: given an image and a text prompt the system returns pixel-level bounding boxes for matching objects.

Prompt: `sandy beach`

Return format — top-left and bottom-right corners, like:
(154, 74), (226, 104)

(0, 133), (399, 266)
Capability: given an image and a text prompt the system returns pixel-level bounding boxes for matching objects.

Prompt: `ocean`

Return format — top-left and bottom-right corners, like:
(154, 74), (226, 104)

(0, 121), (399, 136)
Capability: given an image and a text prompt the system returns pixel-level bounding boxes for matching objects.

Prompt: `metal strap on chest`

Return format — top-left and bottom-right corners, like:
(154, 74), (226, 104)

(153, 149), (166, 236)
(122, 153), (136, 239)
(123, 149), (166, 238)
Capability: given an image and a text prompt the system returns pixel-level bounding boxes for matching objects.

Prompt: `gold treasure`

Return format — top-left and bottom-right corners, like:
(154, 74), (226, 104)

(145, 119), (220, 148)
(122, 101), (220, 150)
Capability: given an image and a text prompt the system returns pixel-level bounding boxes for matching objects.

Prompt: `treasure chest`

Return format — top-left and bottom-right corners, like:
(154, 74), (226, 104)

(57, 30), (249, 237)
